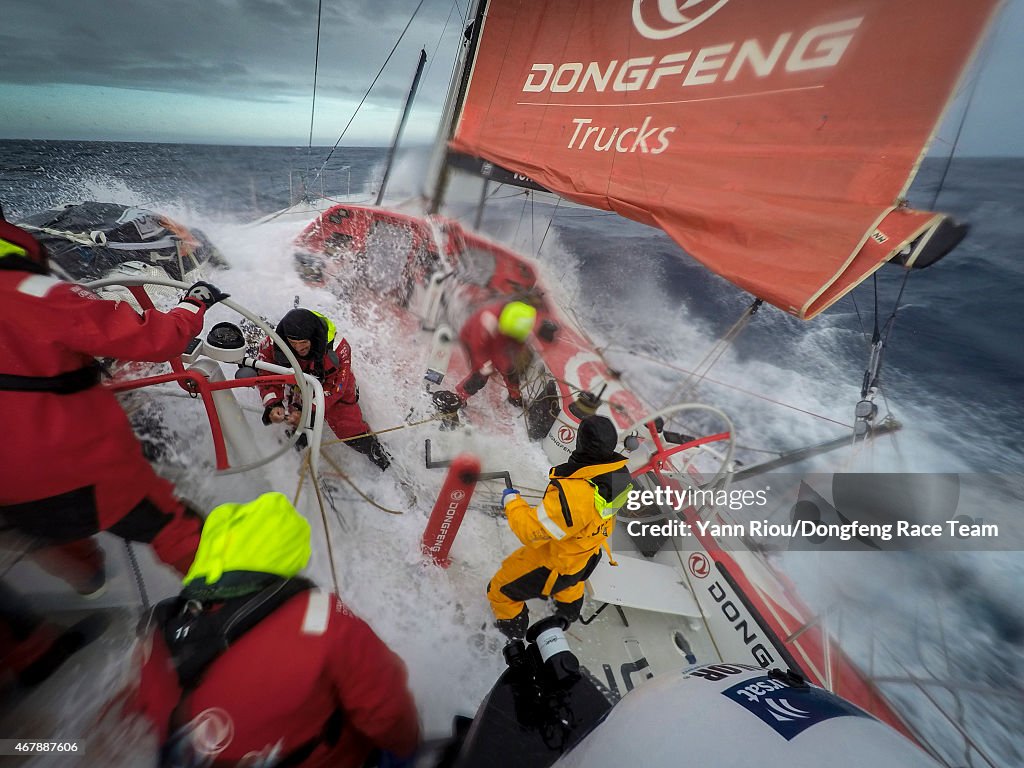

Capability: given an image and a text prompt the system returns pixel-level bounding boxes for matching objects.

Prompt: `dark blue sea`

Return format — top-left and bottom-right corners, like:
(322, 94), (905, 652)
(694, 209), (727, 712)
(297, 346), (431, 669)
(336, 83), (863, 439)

(2, 140), (1020, 473)
(1, 140), (1022, 764)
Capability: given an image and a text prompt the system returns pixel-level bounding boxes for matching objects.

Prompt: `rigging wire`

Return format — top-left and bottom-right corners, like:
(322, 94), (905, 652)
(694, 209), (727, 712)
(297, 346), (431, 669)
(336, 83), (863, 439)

(535, 196), (563, 258)
(512, 190), (531, 243)
(850, 294), (869, 343)
(927, 17), (998, 211)
(424, 0), (461, 85)
(661, 298), (763, 407)
(837, 5), (999, 438)
(530, 192), (536, 255)
(601, 344), (852, 429)
(859, 266), (912, 405)
(311, 0), (428, 191)
(880, 268), (913, 349)
(307, 0), (324, 155)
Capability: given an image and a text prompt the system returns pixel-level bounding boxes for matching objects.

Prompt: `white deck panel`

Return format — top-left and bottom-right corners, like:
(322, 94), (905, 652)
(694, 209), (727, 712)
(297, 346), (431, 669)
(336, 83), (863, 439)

(586, 553), (701, 618)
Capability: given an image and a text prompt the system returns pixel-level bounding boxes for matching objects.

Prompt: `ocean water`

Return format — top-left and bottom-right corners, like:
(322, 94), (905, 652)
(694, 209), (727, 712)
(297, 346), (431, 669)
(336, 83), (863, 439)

(1, 139), (1022, 765)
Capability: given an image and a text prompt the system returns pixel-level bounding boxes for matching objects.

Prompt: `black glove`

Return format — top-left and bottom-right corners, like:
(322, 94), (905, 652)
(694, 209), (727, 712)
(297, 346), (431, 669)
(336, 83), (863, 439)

(262, 400), (284, 425)
(507, 393), (524, 408)
(181, 281), (229, 309)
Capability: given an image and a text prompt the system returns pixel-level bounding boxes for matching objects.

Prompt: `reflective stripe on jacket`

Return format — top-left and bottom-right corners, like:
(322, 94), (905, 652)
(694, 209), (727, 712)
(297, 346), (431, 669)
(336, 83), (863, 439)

(504, 459), (632, 574)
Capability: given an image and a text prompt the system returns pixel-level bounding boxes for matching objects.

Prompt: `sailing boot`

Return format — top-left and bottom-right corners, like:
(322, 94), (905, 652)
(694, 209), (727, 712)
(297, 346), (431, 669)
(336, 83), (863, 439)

(505, 374), (524, 409)
(431, 390), (464, 431)
(553, 597), (583, 626)
(348, 434), (392, 471)
(494, 608), (530, 641)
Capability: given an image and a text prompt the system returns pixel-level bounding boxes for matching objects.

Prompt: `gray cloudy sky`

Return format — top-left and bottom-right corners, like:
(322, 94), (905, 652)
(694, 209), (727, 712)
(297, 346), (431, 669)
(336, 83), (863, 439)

(1, 0), (1022, 152)
(0, 0), (466, 145)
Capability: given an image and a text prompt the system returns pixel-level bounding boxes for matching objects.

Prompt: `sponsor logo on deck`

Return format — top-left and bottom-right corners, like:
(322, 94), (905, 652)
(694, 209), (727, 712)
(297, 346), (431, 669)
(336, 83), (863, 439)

(722, 675), (869, 739)
(688, 552), (710, 578)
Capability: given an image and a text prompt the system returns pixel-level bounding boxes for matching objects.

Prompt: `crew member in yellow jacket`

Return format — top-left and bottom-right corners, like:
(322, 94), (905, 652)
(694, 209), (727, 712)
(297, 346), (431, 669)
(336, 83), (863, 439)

(488, 415), (634, 639)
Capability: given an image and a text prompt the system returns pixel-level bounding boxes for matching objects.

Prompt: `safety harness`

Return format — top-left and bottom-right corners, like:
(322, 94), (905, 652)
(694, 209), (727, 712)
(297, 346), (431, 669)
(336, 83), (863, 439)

(0, 362), (101, 395)
(544, 471), (633, 576)
(547, 475), (633, 526)
(149, 577), (343, 768)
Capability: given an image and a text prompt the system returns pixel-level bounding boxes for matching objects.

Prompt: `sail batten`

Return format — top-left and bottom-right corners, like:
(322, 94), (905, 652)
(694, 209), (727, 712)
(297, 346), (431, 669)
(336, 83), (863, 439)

(451, 0), (1000, 318)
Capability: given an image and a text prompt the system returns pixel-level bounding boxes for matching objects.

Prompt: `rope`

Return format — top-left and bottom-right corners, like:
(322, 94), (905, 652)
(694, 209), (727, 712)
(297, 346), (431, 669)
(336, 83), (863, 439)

(20, 223), (102, 245)
(319, 450), (404, 515)
(124, 541), (151, 612)
(301, 452), (343, 594)
(318, 412), (444, 449)
(293, 458), (308, 506)
(311, 0), (428, 191)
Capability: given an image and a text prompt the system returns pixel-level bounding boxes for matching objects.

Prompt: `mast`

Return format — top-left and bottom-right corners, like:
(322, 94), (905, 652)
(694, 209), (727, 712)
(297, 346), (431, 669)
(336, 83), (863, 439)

(427, 0), (489, 215)
(377, 48), (427, 206)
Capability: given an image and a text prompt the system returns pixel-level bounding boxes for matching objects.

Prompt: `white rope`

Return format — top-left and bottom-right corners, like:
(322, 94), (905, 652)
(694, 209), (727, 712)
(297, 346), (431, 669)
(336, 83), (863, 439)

(20, 223), (103, 245)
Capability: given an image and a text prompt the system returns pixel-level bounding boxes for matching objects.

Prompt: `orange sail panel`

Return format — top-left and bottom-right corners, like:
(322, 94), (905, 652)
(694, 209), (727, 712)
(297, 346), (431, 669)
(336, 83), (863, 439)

(451, 0), (998, 318)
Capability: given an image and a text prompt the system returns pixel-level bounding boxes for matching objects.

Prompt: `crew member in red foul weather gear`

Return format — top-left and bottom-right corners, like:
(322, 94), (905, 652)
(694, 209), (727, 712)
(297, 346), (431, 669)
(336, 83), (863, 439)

(0, 217), (226, 590)
(257, 308), (391, 470)
(452, 300), (537, 409)
(132, 492), (420, 768)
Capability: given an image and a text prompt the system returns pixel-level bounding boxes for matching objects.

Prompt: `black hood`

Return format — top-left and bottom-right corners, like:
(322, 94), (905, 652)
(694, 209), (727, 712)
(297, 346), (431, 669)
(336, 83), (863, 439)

(273, 309), (328, 369)
(555, 415), (626, 476)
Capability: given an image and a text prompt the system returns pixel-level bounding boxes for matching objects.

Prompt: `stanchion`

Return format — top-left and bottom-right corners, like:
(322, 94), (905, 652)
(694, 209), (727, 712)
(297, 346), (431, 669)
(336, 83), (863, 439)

(422, 453), (481, 567)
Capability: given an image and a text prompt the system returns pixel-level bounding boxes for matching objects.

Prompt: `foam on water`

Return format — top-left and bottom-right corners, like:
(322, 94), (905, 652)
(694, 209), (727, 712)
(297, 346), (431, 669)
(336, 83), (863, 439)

(2, 144), (1021, 765)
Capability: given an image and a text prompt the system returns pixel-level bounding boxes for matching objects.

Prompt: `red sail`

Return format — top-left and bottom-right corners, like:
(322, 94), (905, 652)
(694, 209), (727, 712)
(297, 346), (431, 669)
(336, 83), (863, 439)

(451, 0), (998, 318)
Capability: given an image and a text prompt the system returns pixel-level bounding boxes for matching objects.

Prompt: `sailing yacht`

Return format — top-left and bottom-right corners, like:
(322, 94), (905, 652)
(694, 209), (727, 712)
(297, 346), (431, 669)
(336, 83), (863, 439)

(247, 1), (1008, 765)
(2, 1), (1012, 766)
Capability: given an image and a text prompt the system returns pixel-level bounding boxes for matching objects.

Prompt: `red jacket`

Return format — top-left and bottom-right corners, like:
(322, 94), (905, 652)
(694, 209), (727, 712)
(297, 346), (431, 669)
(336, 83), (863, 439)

(459, 301), (527, 378)
(255, 336), (357, 409)
(133, 589), (420, 767)
(0, 268), (205, 512)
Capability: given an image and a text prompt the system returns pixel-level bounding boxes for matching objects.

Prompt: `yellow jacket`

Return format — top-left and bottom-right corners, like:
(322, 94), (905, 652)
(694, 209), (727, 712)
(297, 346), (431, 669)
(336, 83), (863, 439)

(505, 458), (633, 574)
